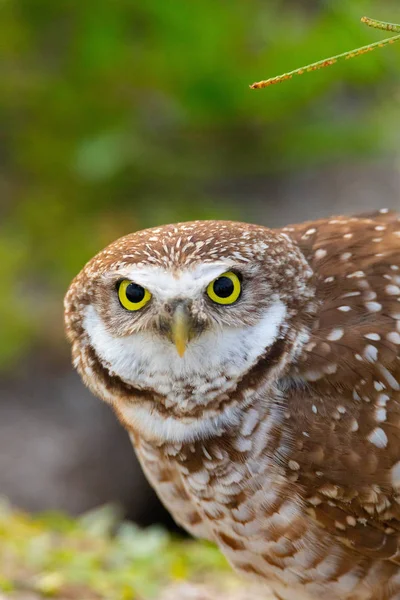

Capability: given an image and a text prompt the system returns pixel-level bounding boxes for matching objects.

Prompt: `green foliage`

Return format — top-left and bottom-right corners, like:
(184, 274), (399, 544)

(0, 500), (231, 599)
(1, 0), (399, 366)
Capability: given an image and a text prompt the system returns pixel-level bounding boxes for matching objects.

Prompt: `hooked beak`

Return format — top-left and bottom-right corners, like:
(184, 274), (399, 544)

(171, 304), (191, 358)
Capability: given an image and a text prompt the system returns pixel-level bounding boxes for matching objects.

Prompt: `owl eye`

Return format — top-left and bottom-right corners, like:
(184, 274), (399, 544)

(206, 271), (241, 305)
(117, 279), (152, 311)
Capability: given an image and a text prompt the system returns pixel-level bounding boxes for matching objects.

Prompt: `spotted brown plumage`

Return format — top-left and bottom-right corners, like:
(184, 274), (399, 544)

(65, 210), (400, 600)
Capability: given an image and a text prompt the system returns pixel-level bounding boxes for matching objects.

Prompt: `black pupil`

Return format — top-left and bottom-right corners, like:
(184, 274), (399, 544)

(213, 276), (234, 298)
(125, 283), (145, 304)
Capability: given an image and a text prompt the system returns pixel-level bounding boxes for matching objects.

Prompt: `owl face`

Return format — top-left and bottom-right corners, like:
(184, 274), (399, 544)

(65, 221), (314, 442)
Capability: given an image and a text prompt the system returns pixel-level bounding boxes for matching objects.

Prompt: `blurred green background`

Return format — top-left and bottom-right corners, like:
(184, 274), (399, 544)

(0, 0), (399, 519)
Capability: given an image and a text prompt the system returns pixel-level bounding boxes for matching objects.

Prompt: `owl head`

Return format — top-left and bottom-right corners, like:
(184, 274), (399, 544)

(64, 221), (315, 443)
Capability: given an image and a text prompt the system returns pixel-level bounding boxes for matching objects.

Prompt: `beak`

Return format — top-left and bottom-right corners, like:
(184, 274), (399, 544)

(171, 304), (191, 358)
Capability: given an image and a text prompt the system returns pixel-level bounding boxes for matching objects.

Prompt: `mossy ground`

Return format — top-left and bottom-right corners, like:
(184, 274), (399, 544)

(0, 499), (237, 599)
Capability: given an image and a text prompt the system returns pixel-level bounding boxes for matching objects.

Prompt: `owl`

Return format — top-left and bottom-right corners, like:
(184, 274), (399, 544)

(65, 210), (400, 600)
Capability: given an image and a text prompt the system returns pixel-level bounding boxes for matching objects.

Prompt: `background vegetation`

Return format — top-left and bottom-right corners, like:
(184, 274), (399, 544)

(0, 501), (237, 599)
(1, 0), (400, 368)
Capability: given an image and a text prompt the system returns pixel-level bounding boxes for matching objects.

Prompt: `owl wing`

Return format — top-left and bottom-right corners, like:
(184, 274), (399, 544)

(279, 210), (400, 561)
(283, 382), (400, 563)
(131, 434), (213, 541)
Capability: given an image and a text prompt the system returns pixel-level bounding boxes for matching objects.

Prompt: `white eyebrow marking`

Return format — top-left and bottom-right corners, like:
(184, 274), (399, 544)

(118, 263), (234, 300)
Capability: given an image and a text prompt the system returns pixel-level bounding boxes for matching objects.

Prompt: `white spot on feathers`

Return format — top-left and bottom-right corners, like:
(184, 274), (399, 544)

(327, 328), (344, 341)
(367, 427), (388, 448)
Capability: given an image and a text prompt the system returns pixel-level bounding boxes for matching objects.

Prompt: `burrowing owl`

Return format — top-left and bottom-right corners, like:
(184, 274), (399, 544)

(65, 210), (400, 600)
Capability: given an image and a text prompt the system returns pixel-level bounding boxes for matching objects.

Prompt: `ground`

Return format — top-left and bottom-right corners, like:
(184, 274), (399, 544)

(0, 500), (271, 600)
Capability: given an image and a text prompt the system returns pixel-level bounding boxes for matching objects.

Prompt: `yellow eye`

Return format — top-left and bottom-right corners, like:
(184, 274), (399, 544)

(206, 271), (241, 305)
(118, 279), (152, 311)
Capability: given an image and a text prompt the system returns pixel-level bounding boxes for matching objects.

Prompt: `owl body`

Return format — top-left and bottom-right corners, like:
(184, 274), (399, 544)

(65, 211), (400, 600)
